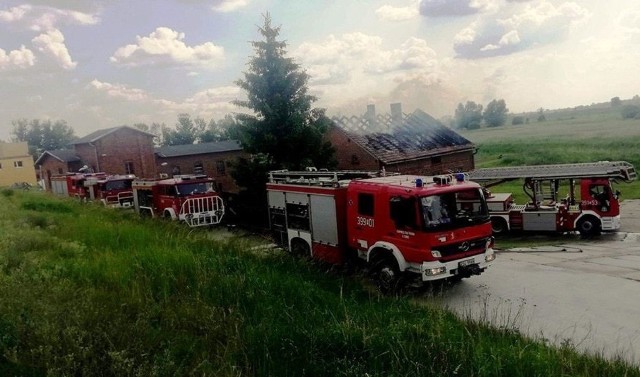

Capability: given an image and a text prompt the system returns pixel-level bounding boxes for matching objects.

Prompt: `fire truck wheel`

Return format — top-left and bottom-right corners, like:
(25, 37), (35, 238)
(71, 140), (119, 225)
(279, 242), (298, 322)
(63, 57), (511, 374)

(491, 218), (508, 235)
(372, 256), (403, 294)
(290, 239), (310, 257)
(577, 216), (601, 237)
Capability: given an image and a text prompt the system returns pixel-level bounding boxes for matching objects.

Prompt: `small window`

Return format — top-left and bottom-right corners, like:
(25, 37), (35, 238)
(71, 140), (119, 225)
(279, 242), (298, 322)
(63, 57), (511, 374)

(431, 156), (442, 164)
(58, 168), (63, 174)
(358, 193), (375, 217)
(14, 161), (23, 168)
(194, 161), (204, 175)
(390, 196), (417, 230)
(351, 154), (360, 165)
(124, 161), (135, 174)
(216, 160), (226, 175)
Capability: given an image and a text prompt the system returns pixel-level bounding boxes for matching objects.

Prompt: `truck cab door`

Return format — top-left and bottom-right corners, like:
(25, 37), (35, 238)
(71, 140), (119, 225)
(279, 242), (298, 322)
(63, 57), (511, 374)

(583, 179), (618, 215)
(348, 191), (377, 254)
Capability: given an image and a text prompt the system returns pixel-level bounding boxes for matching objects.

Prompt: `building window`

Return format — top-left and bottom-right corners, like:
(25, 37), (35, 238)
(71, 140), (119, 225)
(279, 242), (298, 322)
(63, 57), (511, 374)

(216, 160), (226, 175)
(14, 161), (23, 168)
(58, 168), (64, 174)
(124, 161), (135, 174)
(431, 156), (442, 164)
(172, 166), (181, 177)
(194, 161), (204, 175)
(351, 154), (360, 165)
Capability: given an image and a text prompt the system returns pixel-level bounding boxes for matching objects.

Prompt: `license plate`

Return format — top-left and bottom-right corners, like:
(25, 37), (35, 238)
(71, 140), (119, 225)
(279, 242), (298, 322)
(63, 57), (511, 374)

(459, 258), (475, 268)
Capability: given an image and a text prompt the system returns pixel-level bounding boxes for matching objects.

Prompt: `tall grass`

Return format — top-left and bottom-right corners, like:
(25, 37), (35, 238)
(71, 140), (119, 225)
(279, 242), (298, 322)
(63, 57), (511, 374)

(0, 190), (639, 376)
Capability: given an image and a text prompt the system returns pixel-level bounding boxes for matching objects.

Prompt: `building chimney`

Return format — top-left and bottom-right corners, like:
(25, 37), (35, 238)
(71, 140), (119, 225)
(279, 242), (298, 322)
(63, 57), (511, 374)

(390, 103), (403, 129)
(366, 104), (377, 130)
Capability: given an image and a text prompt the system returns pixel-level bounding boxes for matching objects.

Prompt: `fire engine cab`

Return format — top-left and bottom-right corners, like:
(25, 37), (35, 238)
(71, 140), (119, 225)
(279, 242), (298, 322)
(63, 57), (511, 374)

(467, 161), (637, 236)
(132, 174), (225, 227)
(267, 170), (496, 292)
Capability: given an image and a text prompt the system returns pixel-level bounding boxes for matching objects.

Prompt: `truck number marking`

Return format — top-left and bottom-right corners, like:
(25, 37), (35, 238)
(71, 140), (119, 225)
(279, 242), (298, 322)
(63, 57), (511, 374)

(356, 216), (375, 228)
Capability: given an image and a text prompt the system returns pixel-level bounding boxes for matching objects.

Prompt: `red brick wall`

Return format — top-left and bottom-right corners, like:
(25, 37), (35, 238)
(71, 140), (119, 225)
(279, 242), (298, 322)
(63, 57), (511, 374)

(326, 127), (380, 171)
(156, 150), (248, 194)
(38, 156), (83, 190)
(385, 151), (475, 176)
(75, 128), (156, 178)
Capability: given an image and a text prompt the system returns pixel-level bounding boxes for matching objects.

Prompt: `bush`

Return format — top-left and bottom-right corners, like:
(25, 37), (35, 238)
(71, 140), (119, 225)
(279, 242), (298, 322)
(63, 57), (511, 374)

(621, 104), (640, 119)
(511, 116), (525, 125)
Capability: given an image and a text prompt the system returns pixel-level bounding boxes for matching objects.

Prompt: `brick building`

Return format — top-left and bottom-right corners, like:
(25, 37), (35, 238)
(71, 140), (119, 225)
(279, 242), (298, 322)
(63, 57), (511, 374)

(0, 141), (38, 187)
(328, 105), (475, 175)
(36, 126), (156, 190)
(155, 140), (247, 194)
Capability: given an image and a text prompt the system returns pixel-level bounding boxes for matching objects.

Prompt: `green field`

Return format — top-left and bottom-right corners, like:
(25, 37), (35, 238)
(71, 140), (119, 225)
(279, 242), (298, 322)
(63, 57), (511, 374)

(459, 104), (640, 200)
(1, 189), (639, 376)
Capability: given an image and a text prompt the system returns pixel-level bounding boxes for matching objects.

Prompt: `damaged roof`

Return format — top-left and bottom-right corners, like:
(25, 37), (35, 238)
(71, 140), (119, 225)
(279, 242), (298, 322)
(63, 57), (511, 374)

(155, 140), (242, 158)
(331, 109), (474, 164)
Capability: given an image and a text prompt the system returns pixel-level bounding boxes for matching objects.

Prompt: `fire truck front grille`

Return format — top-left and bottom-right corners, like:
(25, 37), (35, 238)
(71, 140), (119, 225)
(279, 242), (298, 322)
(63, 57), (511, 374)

(437, 237), (490, 261)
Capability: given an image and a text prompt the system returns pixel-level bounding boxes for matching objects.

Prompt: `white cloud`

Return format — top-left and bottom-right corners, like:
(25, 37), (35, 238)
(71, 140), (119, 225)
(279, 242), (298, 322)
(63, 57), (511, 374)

(0, 45), (36, 70)
(454, 1), (590, 58)
(0, 4), (98, 32)
(110, 27), (225, 68)
(211, 0), (248, 13)
(89, 80), (150, 101)
(376, 2), (420, 21)
(32, 28), (77, 69)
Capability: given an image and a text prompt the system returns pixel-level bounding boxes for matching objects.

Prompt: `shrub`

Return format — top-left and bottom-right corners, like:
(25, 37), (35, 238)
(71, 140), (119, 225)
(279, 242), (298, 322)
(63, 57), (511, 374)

(621, 104), (640, 119)
(511, 116), (525, 125)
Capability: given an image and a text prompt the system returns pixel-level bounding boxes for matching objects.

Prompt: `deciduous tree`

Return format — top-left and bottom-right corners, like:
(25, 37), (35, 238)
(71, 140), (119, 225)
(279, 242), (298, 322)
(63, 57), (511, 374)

(483, 99), (508, 127)
(10, 119), (76, 160)
(454, 101), (483, 129)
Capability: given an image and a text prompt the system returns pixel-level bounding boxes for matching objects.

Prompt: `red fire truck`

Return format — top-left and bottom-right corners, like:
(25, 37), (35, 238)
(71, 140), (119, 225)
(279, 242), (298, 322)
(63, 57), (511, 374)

(50, 172), (135, 208)
(267, 170), (496, 292)
(466, 161), (637, 237)
(132, 174), (225, 227)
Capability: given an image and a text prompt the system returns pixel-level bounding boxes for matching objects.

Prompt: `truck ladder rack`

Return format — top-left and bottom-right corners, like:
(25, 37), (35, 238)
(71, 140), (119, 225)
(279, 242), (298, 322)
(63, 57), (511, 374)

(468, 161), (636, 186)
(268, 170), (382, 187)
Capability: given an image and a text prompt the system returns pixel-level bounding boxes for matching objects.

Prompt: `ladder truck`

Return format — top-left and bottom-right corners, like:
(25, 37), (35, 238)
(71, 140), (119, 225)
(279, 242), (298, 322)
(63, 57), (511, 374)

(267, 170), (496, 293)
(466, 161), (637, 237)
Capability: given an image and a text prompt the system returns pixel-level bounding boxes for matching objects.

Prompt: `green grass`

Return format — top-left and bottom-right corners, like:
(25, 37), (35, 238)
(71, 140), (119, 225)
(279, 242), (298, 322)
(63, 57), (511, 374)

(1, 190), (639, 376)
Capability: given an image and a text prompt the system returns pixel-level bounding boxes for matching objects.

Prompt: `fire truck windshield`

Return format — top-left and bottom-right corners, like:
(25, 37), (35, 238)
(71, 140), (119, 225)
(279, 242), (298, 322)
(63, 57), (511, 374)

(175, 182), (213, 196)
(420, 188), (489, 230)
(104, 180), (132, 191)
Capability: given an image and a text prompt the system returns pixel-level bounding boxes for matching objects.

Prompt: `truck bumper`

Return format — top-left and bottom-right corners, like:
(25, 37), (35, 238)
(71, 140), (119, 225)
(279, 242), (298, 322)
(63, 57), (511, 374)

(601, 215), (620, 231)
(420, 248), (496, 282)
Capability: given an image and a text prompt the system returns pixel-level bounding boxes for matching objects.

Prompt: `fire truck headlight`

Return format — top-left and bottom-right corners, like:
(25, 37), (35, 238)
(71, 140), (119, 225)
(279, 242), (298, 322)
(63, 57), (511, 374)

(486, 237), (495, 249)
(431, 249), (442, 258)
(425, 267), (447, 276)
(485, 253), (496, 263)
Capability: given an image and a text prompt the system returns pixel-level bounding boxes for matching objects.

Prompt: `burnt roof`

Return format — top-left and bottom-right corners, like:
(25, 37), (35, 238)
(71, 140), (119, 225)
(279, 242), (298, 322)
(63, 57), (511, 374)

(71, 126), (155, 144)
(331, 109), (474, 164)
(34, 149), (81, 165)
(155, 140), (242, 158)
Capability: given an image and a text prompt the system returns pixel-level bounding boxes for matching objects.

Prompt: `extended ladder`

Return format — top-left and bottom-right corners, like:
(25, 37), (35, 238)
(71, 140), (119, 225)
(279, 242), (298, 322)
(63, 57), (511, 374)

(467, 161), (636, 187)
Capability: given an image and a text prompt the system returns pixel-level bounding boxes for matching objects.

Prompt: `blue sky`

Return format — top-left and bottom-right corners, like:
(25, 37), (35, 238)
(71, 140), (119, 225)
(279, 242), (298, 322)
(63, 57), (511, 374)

(1, 0), (640, 141)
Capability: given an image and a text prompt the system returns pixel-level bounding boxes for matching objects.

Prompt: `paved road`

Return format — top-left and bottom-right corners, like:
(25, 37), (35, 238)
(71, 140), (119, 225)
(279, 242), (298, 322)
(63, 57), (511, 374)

(433, 200), (640, 365)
